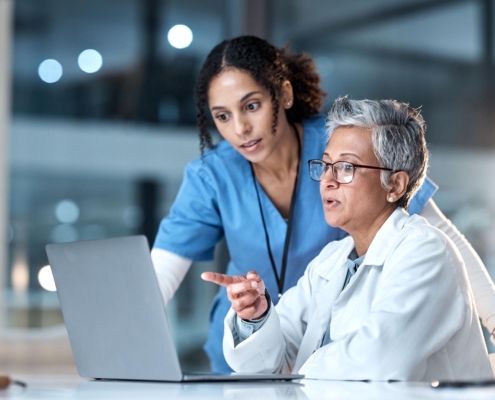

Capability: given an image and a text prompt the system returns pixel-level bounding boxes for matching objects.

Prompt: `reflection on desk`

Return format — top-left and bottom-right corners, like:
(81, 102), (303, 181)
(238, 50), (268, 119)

(78, 379), (306, 399)
(3, 375), (495, 399)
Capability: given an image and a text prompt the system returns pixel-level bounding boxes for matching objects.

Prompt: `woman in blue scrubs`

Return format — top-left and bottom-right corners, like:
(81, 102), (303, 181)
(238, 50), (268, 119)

(152, 36), (495, 372)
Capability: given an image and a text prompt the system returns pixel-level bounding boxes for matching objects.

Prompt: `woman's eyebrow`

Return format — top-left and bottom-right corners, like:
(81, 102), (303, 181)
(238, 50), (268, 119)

(322, 152), (363, 161)
(340, 152), (363, 161)
(210, 91), (263, 111)
(239, 91), (262, 103)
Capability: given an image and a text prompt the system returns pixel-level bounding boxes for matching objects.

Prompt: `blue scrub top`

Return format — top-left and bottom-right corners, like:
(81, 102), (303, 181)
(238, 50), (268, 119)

(154, 115), (437, 372)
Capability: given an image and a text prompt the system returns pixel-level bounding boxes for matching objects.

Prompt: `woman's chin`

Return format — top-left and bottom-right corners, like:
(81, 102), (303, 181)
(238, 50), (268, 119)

(324, 215), (343, 229)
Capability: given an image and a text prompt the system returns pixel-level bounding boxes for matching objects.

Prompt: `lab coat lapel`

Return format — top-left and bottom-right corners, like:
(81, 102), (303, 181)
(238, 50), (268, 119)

(329, 209), (411, 340)
(314, 263), (349, 334)
(293, 240), (353, 373)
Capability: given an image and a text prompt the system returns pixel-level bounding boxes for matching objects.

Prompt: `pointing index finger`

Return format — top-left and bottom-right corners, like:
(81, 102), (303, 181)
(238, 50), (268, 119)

(201, 272), (236, 287)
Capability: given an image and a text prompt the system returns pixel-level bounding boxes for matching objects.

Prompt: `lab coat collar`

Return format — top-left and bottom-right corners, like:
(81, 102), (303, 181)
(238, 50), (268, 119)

(314, 207), (410, 281)
(363, 207), (410, 267)
(314, 237), (354, 281)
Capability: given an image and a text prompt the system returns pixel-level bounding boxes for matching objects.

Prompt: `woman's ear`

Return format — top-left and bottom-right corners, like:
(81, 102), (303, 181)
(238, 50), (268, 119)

(386, 171), (409, 203)
(281, 80), (294, 109)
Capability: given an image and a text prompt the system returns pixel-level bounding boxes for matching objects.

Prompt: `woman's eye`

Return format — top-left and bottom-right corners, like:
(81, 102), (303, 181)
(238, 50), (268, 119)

(246, 102), (259, 111)
(216, 113), (229, 122)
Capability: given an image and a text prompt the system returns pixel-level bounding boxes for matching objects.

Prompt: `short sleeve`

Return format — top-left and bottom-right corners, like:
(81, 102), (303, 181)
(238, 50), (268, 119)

(408, 177), (438, 215)
(153, 159), (224, 261)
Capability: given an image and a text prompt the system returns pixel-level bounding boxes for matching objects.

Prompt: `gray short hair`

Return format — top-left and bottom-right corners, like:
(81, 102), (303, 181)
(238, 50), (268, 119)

(326, 97), (428, 209)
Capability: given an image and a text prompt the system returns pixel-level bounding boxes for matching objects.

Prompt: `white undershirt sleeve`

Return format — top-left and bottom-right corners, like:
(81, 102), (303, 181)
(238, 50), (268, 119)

(150, 248), (193, 307)
(420, 199), (495, 344)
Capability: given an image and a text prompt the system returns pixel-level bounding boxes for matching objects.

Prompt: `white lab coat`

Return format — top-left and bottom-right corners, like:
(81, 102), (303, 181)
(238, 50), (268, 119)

(223, 208), (493, 381)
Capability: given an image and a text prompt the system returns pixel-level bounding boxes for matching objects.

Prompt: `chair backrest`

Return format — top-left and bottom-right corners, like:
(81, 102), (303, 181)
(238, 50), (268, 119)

(489, 353), (495, 378)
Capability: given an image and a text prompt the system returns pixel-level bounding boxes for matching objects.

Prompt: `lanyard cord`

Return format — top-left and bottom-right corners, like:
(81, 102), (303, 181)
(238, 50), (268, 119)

(250, 122), (301, 298)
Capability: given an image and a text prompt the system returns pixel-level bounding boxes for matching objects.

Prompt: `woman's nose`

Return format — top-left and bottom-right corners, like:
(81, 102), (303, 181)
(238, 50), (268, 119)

(320, 167), (338, 187)
(233, 114), (249, 136)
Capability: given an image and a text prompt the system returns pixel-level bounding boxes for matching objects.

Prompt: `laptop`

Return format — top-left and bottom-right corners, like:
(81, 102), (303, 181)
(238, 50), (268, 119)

(46, 235), (303, 382)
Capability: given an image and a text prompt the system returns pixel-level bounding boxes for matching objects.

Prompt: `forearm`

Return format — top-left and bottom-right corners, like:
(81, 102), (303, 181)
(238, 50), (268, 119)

(150, 248), (192, 306)
(420, 199), (495, 334)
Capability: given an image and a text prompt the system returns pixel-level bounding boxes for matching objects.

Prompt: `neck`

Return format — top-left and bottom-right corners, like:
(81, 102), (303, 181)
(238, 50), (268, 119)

(349, 205), (397, 257)
(252, 121), (301, 181)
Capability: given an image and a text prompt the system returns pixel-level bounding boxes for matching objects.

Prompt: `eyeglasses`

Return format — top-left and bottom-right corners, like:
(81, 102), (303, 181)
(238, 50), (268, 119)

(308, 159), (393, 184)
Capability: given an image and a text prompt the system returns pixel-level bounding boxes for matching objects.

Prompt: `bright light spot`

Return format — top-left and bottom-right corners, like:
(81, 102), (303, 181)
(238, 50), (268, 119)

(51, 224), (79, 243)
(55, 200), (80, 224)
(167, 25), (193, 49)
(38, 265), (57, 292)
(38, 59), (63, 83)
(78, 49), (103, 73)
(11, 256), (29, 292)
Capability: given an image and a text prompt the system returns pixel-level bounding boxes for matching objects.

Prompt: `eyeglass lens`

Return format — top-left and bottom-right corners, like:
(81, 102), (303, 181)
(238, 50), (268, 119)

(310, 161), (354, 183)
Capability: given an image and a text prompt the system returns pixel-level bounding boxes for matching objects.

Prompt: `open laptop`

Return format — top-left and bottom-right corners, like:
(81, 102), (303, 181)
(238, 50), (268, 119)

(46, 235), (303, 382)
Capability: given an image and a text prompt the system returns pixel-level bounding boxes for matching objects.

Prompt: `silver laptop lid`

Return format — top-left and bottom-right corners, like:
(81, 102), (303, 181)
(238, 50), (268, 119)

(46, 235), (183, 381)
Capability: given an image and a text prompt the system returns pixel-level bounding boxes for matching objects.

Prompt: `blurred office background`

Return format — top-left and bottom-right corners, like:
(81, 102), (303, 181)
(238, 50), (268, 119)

(1, 0), (495, 373)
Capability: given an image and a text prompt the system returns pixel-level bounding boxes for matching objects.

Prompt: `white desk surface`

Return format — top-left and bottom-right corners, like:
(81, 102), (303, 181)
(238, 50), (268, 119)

(2, 375), (495, 399)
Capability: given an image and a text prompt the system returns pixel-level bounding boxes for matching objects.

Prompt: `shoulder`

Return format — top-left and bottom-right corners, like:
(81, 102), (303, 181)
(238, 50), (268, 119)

(185, 140), (246, 184)
(302, 115), (327, 134)
(388, 214), (462, 269)
(187, 140), (239, 169)
(402, 214), (451, 245)
(381, 213), (471, 297)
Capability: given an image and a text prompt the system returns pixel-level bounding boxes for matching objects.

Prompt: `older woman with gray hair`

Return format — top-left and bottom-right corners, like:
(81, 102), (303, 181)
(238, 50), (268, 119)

(203, 97), (493, 381)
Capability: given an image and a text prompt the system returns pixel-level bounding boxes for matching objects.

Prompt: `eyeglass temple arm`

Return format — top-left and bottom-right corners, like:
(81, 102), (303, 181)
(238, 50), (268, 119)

(355, 164), (393, 171)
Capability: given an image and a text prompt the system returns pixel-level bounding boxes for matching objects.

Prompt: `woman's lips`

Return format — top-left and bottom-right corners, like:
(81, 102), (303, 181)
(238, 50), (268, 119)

(240, 139), (261, 152)
(323, 198), (340, 210)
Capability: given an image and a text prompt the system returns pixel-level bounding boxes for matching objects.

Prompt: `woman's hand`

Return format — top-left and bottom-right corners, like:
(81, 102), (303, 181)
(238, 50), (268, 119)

(201, 270), (268, 321)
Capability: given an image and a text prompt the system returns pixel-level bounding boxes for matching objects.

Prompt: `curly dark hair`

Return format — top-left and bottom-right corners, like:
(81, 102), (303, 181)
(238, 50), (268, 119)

(194, 35), (326, 154)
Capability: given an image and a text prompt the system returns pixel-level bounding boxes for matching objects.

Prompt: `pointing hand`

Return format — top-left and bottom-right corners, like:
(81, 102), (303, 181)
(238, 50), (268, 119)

(201, 270), (268, 321)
